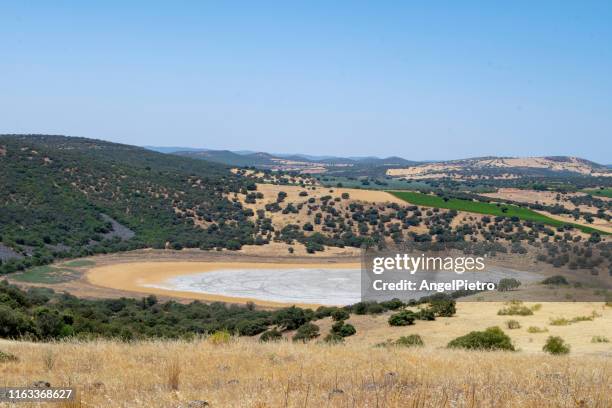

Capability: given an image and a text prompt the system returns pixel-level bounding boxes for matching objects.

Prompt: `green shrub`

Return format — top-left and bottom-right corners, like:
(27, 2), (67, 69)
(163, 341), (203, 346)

(388, 311), (416, 326)
(497, 278), (521, 292)
(380, 298), (404, 310)
(292, 323), (320, 342)
(527, 326), (548, 333)
(350, 301), (387, 315)
(395, 334), (424, 347)
(331, 309), (350, 322)
(543, 336), (570, 355)
(208, 330), (232, 345)
(447, 327), (515, 351)
(549, 317), (570, 326)
(331, 321), (356, 338)
(570, 315), (594, 323)
(541, 275), (568, 285)
(273, 306), (309, 330)
(259, 329), (283, 342)
(505, 320), (521, 329)
(0, 305), (36, 338)
(416, 308), (436, 321)
(591, 335), (609, 343)
(429, 299), (456, 317)
(314, 306), (337, 319)
(497, 301), (533, 316)
(351, 302), (369, 315)
(236, 318), (269, 336)
(365, 303), (385, 315)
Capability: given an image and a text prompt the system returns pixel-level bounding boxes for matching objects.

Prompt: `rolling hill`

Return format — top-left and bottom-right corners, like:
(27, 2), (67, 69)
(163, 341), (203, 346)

(0, 134), (256, 273)
(387, 156), (611, 180)
(172, 149), (418, 172)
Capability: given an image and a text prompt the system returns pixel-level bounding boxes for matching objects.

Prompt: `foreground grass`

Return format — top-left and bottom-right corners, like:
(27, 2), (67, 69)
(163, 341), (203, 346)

(389, 191), (607, 235)
(0, 338), (610, 407)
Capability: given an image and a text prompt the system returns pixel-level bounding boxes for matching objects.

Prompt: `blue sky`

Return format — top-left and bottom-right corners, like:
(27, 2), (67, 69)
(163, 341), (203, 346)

(1, 1), (610, 162)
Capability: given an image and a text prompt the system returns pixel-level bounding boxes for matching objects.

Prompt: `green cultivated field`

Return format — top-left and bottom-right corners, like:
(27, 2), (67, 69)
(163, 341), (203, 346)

(583, 188), (612, 198)
(389, 191), (608, 235)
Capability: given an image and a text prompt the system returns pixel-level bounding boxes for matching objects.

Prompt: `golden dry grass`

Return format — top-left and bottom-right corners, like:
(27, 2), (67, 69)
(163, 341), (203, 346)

(0, 337), (610, 407)
(314, 302), (612, 355)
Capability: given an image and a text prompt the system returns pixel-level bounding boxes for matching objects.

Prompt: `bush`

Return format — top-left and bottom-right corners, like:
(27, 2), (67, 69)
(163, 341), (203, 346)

(292, 323), (320, 342)
(380, 298), (404, 310)
(570, 315), (594, 323)
(273, 306), (309, 330)
(236, 319), (269, 336)
(429, 299), (456, 317)
(543, 336), (570, 355)
(505, 320), (521, 329)
(541, 275), (569, 285)
(395, 334), (424, 347)
(591, 335), (609, 343)
(416, 308), (436, 321)
(331, 309), (350, 322)
(331, 321), (356, 337)
(497, 302), (533, 316)
(527, 326), (548, 333)
(259, 329), (282, 342)
(388, 311), (415, 326)
(349, 301), (386, 315)
(447, 327), (515, 351)
(497, 278), (521, 292)
(366, 303), (386, 314)
(0, 305), (35, 338)
(549, 317), (571, 326)
(208, 330), (232, 345)
(314, 306), (337, 319)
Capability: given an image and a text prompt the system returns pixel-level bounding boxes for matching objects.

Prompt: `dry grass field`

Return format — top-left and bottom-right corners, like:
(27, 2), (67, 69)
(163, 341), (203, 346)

(319, 302), (612, 354)
(0, 336), (610, 408)
(1, 301), (611, 407)
(231, 183), (466, 237)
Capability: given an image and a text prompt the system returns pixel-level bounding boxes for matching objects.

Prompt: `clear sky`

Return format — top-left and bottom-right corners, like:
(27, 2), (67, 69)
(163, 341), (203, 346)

(1, 1), (610, 162)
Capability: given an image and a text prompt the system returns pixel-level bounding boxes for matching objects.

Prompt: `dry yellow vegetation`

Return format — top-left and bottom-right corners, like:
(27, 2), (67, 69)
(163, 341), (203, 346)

(231, 183), (462, 238)
(323, 302), (612, 354)
(0, 336), (610, 408)
(387, 157), (612, 179)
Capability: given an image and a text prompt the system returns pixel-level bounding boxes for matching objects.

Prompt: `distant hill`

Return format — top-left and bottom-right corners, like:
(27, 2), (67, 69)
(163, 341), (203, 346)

(143, 146), (209, 154)
(173, 149), (419, 171)
(387, 156), (611, 180)
(176, 149), (278, 167)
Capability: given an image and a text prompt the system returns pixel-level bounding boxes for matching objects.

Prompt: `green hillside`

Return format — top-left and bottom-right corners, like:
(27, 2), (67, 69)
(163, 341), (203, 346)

(0, 135), (256, 273)
(389, 191), (607, 235)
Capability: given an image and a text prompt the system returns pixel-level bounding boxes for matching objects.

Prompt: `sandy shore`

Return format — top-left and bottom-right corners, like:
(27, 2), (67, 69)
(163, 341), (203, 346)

(86, 261), (360, 308)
